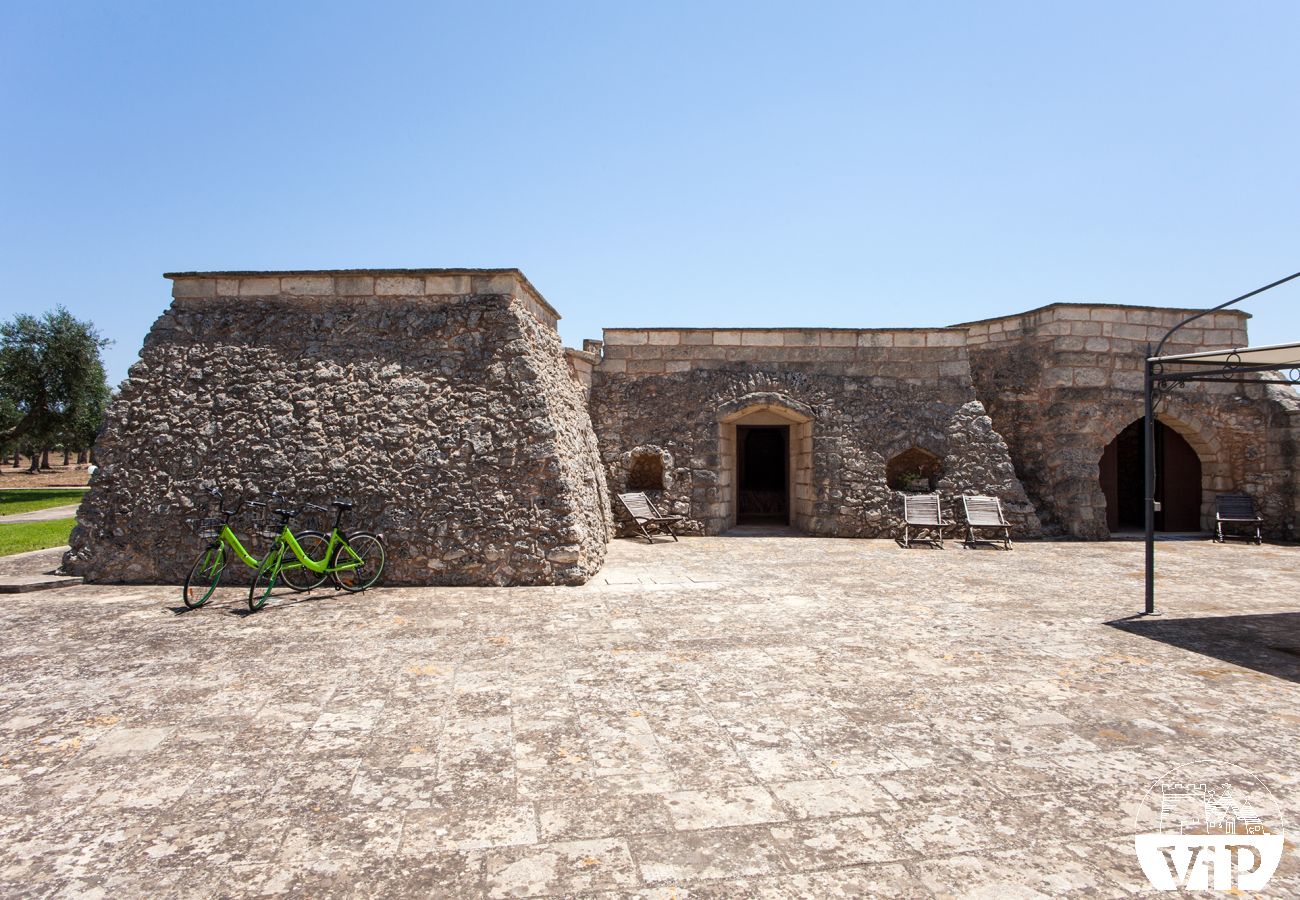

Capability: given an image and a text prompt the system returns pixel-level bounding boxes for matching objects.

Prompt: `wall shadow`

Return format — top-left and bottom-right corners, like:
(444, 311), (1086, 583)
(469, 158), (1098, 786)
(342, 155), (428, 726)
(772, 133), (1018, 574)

(1107, 612), (1300, 684)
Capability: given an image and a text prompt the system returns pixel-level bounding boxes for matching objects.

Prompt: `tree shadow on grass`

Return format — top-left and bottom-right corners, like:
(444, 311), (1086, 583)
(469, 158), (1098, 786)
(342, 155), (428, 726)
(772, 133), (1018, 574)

(1107, 612), (1300, 684)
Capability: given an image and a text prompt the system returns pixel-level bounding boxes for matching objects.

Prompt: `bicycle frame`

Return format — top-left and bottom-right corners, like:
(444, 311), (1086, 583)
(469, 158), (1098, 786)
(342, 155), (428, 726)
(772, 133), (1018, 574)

(215, 524), (261, 568)
(272, 526), (362, 575)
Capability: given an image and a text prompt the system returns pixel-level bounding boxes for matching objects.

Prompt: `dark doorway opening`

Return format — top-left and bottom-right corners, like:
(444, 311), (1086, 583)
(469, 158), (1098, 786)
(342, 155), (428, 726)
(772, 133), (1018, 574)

(1099, 419), (1203, 533)
(737, 425), (789, 524)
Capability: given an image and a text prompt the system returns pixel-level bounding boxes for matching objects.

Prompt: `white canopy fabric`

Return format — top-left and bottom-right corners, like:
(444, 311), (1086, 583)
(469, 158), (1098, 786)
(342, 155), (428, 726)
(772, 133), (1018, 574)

(1149, 341), (1300, 368)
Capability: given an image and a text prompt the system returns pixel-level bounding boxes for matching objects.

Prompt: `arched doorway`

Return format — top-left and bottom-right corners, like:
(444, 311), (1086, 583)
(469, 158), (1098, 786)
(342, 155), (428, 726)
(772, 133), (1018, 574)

(716, 393), (814, 532)
(1099, 419), (1203, 533)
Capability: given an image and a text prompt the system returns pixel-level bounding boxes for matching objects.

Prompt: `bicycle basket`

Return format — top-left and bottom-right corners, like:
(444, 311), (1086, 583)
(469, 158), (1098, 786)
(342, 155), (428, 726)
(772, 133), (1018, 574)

(196, 518), (224, 539)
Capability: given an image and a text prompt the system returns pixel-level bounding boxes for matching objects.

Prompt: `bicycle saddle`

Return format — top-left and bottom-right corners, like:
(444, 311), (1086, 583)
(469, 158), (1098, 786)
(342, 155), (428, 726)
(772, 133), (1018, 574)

(332, 500), (354, 510)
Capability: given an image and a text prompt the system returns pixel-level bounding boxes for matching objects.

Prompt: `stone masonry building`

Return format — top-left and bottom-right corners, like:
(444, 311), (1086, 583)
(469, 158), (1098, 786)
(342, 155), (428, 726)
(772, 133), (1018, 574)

(67, 269), (1299, 587)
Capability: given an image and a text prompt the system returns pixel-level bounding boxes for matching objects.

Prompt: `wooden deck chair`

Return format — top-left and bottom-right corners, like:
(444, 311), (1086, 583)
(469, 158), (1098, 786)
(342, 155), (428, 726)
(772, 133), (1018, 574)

(900, 492), (952, 548)
(617, 492), (684, 543)
(962, 495), (1012, 550)
(1215, 493), (1262, 544)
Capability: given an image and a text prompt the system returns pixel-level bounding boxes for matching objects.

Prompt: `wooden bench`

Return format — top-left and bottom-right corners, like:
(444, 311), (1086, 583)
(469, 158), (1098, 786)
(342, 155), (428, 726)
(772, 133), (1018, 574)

(962, 495), (1012, 550)
(1215, 493), (1262, 544)
(616, 492), (685, 543)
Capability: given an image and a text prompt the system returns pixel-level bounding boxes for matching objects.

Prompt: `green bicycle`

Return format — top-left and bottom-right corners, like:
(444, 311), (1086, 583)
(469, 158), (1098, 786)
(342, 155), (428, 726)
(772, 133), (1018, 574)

(182, 488), (327, 609)
(248, 499), (385, 611)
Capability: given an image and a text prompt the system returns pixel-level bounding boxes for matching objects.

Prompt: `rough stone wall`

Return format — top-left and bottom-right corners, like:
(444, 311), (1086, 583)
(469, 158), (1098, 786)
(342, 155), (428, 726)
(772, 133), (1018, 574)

(590, 328), (1041, 538)
(961, 304), (1298, 539)
(65, 271), (609, 586)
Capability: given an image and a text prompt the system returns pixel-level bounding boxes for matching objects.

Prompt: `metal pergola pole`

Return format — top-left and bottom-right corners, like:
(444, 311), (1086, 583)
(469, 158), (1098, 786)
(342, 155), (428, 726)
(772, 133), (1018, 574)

(1143, 350), (1158, 616)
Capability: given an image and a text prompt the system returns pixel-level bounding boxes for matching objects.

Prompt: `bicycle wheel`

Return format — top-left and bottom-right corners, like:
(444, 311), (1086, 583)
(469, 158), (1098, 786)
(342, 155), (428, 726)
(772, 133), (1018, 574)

(248, 544), (283, 612)
(279, 530), (330, 592)
(183, 543), (226, 609)
(330, 532), (386, 592)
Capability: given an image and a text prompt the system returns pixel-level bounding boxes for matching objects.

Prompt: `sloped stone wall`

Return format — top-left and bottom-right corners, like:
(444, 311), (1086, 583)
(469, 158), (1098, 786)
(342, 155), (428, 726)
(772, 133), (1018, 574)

(590, 328), (1040, 538)
(65, 272), (610, 585)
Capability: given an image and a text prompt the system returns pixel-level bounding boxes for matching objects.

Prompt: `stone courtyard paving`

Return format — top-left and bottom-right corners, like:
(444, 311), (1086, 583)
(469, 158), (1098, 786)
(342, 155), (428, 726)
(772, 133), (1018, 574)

(2, 535), (1298, 898)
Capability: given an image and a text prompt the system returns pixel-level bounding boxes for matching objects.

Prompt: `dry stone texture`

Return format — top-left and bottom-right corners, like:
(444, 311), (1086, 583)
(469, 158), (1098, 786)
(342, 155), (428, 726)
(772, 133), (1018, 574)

(65, 277), (609, 586)
(590, 332), (1040, 538)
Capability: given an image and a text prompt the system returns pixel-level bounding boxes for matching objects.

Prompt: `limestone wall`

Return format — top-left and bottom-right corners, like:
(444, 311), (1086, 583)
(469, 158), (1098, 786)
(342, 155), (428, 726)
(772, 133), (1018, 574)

(590, 328), (1040, 538)
(65, 270), (609, 586)
(960, 304), (1298, 539)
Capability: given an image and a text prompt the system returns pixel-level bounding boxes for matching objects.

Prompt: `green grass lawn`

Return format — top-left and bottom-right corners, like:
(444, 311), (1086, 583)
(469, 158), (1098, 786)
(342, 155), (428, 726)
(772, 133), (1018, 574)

(0, 517), (76, 556)
(0, 488), (88, 516)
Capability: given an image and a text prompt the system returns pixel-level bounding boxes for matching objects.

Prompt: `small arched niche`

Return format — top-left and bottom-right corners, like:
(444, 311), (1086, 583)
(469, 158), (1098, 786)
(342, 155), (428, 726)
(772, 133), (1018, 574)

(626, 449), (666, 491)
(886, 447), (943, 492)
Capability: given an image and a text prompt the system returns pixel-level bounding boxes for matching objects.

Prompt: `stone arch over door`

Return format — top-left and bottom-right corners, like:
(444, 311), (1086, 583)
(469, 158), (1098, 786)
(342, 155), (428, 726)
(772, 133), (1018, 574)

(1094, 406), (1223, 534)
(715, 393), (814, 532)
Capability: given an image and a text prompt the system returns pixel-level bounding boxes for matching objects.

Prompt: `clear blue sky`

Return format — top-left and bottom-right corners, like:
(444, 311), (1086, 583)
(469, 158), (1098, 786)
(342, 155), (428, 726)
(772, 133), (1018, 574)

(2, 1), (1298, 385)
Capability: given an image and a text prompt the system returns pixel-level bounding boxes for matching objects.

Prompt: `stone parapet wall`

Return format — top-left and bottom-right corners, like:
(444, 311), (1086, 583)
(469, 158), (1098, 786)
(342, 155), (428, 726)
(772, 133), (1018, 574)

(958, 303), (1295, 539)
(66, 273), (608, 586)
(962, 303), (1248, 351)
(600, 328), (972, 384)
(168, 268), (561, 332)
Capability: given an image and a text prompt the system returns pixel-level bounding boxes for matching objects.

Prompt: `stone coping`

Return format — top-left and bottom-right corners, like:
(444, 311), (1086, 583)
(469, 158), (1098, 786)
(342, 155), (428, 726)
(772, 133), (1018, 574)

(952, 301), (1250, 329)
(164, 268), (559, 327)
(602, 327), (968, 349)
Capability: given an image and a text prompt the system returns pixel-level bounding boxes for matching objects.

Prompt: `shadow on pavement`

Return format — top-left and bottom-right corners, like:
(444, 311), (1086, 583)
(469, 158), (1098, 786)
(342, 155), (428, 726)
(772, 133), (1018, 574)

(1107, 612), (1300, 684)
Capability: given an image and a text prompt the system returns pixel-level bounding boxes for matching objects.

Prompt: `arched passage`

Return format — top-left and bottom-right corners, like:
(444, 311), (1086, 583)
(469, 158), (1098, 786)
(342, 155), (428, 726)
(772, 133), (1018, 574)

(1099, 419), (1204, 532)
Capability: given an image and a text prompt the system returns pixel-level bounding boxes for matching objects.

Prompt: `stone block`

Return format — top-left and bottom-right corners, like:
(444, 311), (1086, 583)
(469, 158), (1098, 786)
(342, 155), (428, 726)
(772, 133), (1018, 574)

(938, 361), (970, 378)
(648, 331), (680, 345)
(858, 332), (895, 347)
(172, 279), (215, 298)
(1058, 336), (1085, 352)
(681, 330), (713, 345)
(1043, 367), (1074, 387)
(781, 330), (819, 346)
(1089, 308), (1128, 323)
(1112, 324), (1148, 341)
(375, 276), (424, 296)
(712, 331), (743, 345)
(472, 273), (519, 295)
(1072, 367), (1108, 387)
(1111, 370), (1143, 390)
(1084, 337), (1111, 352)
(606, 330), (649, 345)
(627, 359), (665, 374)
(925, 331), (965, 347)
(425, 274), (472, 294)
(893, 332), (926, 348)
(741, 331), (784, 346)
(281, 276), (335, 296)
(819, 332), (856, 347)
(239, 277), (280, 296)
(1052, 307), (1093, 321)
(1204, 329), (1236, 346)
(664, 360), (691, 373)
(600, 358), (627, 373)
(333, 275), (375, 296)
(216, 278), (240, 297)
